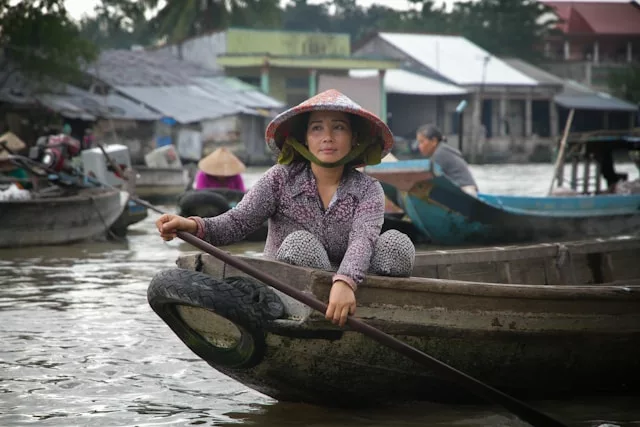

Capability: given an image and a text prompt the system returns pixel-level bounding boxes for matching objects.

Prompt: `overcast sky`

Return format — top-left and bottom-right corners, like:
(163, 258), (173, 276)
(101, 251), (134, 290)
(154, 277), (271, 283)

(64, 0), (632, 20)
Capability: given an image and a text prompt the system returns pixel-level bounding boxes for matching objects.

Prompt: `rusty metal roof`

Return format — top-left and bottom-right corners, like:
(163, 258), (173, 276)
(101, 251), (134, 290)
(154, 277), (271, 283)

(544, 1), (640, 35)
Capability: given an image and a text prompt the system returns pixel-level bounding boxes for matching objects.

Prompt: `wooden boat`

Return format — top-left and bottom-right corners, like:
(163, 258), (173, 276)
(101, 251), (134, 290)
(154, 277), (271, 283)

(366, 158), (640, 245)
(134, 165), (190, 204)
(364, 130), (640, 245)
(148, 234), (640, 406)
(109, 199), (149, 237)
(0, 186), (126, 247)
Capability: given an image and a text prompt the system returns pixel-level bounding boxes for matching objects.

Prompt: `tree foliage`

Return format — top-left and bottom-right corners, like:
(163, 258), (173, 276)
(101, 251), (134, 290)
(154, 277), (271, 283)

(0, 0), (97, 86)
(78, 0), (152, 49)
(142, 0), (281, 44)
(447, 0), (558, 62)
(0, 0), (559, 90)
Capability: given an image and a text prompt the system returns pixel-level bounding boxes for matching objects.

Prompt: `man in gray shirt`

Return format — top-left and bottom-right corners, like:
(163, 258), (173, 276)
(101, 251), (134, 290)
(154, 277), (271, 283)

(416, 124), (478, 195)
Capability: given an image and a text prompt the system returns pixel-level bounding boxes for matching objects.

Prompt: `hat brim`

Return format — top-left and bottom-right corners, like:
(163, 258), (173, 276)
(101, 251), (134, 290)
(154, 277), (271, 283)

(265, 93), (394, 166)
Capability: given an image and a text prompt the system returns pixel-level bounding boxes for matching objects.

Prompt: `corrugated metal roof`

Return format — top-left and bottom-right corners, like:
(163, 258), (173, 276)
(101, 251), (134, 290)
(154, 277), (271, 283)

(0, 63), (161, 120)
(349, 69), (467, 95)
(37, 95), (96, 120)
(192, 77), (284, 109)
(88, 50), (284, 123)
(64, 86), (161, 121)
(88, 50), (222, 87)
(501, 58), (565, 86)
(116, 85), (256, 124)
(555, 93), (638, 111)
(379, 33), (538, 86)
(499, 58), (637, 112)
(544, 1), (640, 35)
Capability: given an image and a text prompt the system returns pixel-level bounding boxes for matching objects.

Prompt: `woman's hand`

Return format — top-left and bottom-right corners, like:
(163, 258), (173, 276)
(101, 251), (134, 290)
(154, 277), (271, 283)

(156, 214), (197, 241)
(325, 281), (356, 327)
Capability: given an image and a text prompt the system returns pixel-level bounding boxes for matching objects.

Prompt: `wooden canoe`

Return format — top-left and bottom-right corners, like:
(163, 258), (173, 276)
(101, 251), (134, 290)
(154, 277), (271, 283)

(0, 187), (126, 247)
(148, 235), (640, 406)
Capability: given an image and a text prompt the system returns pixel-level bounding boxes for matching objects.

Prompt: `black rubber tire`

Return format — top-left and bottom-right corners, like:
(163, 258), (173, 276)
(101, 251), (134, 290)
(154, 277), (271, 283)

(176, 189), (268, 242)
(177, 190), (231, 218)
(148, 268), (285, 368)
(204, 188), (245, 207)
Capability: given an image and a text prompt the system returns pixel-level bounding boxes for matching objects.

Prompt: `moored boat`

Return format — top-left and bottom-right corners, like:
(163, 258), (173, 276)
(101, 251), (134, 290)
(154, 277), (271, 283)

(0, 186), (126, 247)
(109, 198), (149, 237)
(134, 165), (190, 204)
(364, 129), (640, 245)
(148, 234), (640, 406)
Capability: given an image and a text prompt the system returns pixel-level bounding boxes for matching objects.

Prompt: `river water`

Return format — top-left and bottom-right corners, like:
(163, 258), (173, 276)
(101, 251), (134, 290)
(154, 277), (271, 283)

(1, 163), (638, 427)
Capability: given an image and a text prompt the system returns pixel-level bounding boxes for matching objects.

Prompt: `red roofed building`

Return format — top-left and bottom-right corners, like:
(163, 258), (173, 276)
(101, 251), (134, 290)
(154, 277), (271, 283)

(542, 0), (640, 63)
(540, 1), (640, 91)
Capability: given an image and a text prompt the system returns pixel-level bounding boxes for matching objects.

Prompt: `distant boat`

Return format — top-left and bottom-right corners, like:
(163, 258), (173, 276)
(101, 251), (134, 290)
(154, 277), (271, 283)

(134, 165), (190, 204)
(0, 186), (126, 248)
(364, 129), (640, 245)
(365, 158), (640, 245)
(148, 235), (640, 406)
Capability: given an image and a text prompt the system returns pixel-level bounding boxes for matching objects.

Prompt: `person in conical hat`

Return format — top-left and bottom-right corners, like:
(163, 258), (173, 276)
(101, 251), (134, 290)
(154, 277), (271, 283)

(154, 89), (415, 327)
(193, 147), (246, 192)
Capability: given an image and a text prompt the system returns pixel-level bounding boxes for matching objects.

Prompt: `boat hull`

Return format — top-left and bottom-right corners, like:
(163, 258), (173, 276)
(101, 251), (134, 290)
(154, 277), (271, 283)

(109, 199), (149, 237)
(0, 188), (125, 247)
(149, 237), (640, 406)
(135, 166), (189, 204)
(365, 159), (640, 245)
(403, 184), (640, 245)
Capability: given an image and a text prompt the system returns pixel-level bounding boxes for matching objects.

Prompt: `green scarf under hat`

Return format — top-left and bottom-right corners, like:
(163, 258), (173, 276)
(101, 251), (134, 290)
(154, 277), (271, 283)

(277, 137), (382, 168)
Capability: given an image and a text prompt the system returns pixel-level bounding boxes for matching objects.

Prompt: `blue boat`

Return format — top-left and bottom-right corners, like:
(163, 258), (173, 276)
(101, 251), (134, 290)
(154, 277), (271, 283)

(366, 159), (639, 245)
(365, 129), (640, 245)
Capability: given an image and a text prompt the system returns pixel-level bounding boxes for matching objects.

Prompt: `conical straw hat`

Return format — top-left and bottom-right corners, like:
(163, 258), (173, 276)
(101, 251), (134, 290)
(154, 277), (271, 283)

(265, 89), (394, 166)
(198, 147), (246, 176)
(0, 132), (27, 160)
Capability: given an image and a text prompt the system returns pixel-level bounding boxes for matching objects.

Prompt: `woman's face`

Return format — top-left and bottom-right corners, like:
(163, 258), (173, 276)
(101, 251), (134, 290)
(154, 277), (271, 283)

(416, 132), (438, 157)
(306, 111), (353, 164)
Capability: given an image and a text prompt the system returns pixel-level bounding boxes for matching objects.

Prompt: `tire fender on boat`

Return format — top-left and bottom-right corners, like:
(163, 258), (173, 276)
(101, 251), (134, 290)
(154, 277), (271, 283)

(148, 268), (285, 368)
(177, 190), (232, 218)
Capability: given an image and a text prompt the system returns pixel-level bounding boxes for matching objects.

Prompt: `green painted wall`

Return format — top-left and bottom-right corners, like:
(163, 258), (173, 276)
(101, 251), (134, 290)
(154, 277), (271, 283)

(227, 28), (351, 56)
(269, 73), (287, 102)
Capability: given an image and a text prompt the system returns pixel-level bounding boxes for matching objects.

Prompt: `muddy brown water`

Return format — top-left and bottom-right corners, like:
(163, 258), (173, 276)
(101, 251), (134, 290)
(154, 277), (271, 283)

(1, 164), (638, 426)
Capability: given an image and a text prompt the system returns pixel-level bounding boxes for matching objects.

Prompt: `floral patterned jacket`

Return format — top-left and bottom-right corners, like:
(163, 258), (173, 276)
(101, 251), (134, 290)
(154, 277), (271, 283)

(192, 162), (385, 290)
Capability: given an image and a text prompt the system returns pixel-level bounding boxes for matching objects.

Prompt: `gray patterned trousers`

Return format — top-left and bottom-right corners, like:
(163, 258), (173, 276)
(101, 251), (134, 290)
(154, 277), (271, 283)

(275, 230), (415, 277)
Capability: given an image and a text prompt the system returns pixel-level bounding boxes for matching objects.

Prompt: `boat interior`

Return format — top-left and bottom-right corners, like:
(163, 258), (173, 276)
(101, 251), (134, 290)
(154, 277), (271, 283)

(410, 235), (640, 286)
